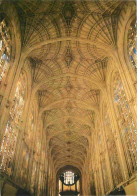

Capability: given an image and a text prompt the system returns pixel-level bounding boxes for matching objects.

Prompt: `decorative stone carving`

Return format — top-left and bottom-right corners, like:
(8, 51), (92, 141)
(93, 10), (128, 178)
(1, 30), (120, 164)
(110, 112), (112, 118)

(64, 46), (73, 68)
(62, 2), (75, 26)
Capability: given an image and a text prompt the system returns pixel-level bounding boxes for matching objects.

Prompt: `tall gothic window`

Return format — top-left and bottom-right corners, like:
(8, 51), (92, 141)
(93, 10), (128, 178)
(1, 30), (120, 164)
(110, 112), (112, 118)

(0, 18), (11, 84)
(104, 105), (123, 186)
(113, 73), (137, 176)
(127, 19), (137, 74)
(64, 171), (74, 185)
(0, 72), (26, 175)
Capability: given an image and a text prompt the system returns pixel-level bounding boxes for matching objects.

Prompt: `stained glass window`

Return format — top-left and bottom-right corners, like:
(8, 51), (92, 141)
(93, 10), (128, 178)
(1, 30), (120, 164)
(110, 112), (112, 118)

(0, 72), (26, 174)
(64, 171), (74, 185)
(113, 73), (137, 176)
(127, 19), (137, 73)
(0, 18), (11, 84)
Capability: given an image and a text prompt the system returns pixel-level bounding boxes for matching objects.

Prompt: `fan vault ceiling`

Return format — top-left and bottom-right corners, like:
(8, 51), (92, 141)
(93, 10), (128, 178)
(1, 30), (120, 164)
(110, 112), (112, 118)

(14, 0), (124, 172)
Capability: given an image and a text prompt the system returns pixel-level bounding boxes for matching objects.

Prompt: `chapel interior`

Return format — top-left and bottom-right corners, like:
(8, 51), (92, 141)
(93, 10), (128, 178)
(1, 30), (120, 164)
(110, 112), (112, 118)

(0, 0), (137, 195)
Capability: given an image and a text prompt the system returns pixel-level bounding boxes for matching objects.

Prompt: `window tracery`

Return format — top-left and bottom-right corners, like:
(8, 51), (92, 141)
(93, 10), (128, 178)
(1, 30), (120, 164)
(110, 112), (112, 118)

(113, 73), (137, 176)
(127, 19), (137, 73)
(64, 171), (74, 185)
(0, 72), (26, 175)
(0, 18), (11, 84)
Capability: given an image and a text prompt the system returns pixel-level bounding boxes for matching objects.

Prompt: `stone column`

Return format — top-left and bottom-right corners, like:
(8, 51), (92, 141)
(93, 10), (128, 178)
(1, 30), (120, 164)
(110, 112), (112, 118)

(99, 112), (114, 191)
(75, 180), (77, 191)
(104, 89), (129, 180)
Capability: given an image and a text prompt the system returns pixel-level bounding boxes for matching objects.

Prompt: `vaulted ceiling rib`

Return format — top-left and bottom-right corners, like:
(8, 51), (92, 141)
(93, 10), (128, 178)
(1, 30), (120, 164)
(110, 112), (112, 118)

(15, 0), (123, 172)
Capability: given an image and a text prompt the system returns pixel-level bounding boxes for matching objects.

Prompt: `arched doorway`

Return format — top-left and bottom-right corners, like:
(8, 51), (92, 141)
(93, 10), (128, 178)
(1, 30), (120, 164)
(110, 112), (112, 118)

(57, 166), (81, 196)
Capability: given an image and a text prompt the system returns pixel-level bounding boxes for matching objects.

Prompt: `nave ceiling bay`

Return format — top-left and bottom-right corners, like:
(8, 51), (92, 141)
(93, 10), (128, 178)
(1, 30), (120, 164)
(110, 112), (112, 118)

(14, 0), (124, 172)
